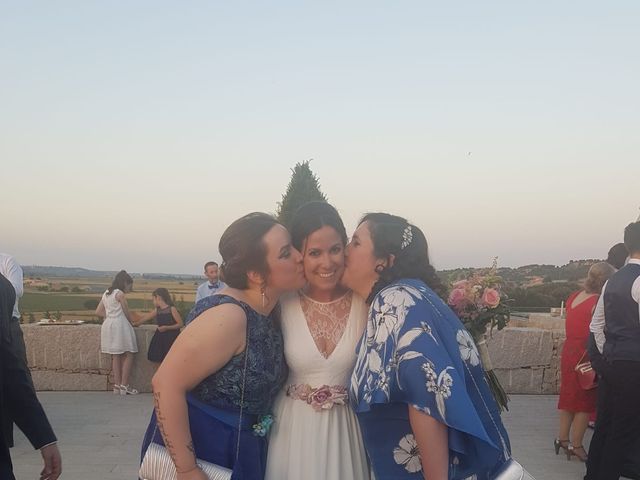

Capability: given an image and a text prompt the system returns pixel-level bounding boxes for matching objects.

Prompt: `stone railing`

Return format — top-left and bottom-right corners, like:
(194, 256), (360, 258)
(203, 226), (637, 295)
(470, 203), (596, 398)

(22, 324), (158, 393)
(22, 320), (566, 395)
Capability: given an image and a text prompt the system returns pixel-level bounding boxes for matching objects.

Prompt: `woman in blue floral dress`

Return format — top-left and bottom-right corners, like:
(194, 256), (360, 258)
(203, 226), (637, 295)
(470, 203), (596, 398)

(140, 213), (305, 480)
(342, 213), (516, 480)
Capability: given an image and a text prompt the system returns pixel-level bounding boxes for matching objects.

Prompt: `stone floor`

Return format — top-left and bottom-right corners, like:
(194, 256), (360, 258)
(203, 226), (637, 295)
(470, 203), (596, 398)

(11, 393), (595, 479)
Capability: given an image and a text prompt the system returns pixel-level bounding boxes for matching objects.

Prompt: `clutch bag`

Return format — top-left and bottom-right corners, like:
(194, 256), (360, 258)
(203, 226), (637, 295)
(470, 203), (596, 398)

(492, 458), (536, 480)
(139, 440), (232, 480)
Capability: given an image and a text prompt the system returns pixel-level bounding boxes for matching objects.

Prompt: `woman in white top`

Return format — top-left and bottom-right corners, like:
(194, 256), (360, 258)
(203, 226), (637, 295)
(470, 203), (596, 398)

(265, 202), (370, 480)
(96, 270), (139, 395)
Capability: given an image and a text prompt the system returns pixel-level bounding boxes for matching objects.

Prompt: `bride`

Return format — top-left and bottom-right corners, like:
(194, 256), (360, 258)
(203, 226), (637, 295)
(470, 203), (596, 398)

(265, 202), (370, 480)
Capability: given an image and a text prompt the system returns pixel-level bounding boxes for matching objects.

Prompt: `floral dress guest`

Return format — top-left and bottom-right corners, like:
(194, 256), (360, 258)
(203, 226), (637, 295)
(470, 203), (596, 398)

(343, 213), (515, 480)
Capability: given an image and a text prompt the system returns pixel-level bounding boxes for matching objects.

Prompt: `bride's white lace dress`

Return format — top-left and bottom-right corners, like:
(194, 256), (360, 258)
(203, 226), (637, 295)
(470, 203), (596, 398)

(265, 290), (370, 480)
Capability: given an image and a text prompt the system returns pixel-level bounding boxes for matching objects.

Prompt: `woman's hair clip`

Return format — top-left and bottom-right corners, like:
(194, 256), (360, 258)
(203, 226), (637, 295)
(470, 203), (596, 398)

(401, 225), (413, 250)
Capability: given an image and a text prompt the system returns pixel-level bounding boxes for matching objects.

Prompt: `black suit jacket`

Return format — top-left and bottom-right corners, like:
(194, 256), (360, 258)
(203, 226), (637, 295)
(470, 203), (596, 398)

(0, 274), (56, 476)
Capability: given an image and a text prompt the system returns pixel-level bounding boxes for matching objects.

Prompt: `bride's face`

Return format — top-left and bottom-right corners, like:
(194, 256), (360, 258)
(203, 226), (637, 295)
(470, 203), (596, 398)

(342, 221), (381, 298)
(301, 225), (345, 293)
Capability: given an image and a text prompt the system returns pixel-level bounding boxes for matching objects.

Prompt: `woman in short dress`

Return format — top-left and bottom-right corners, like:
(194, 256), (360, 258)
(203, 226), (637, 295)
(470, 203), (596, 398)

(96, 270), (139, 395)
(135, 288), (184, 364)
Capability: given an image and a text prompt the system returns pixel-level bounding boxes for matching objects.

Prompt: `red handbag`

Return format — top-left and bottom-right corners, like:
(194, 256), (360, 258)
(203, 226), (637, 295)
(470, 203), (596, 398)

(575, 351), (598, 390)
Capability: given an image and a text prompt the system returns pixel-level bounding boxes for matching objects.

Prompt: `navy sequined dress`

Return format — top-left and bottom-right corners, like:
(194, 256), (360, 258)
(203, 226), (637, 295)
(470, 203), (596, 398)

(141, 294), (288, 480)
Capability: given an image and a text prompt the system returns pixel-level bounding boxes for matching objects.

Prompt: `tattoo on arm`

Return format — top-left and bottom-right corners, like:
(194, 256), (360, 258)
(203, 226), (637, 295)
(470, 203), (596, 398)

(153, 391), (178, 462)
(187, 441), (195, 458)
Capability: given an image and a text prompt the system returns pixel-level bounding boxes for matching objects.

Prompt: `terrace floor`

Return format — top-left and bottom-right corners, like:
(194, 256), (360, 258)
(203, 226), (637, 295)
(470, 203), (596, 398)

(11, 393), (602, 479)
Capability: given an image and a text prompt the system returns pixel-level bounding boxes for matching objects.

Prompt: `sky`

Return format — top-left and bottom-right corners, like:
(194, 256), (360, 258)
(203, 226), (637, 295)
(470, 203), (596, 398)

(1, 1), (638, 274)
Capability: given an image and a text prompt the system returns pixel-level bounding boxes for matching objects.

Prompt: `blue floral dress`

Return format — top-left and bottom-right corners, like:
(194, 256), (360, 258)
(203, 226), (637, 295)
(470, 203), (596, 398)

(141, 294), (287, 480)
(350, 280), (511, 479)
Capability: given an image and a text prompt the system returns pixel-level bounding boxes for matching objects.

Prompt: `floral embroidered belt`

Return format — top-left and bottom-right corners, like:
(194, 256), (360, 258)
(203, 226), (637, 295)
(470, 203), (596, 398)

(286, 383), (348, 412)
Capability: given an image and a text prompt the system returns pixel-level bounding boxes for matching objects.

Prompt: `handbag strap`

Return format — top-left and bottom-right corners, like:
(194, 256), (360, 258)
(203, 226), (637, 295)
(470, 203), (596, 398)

(234, 313), (250, 463)
(576, 350), (588, 365)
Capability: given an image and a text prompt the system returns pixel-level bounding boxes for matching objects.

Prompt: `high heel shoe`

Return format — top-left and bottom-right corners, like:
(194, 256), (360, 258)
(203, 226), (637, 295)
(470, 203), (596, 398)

(568, 445), (588, 462)
(554, 438), (570, 456)
(112, 384), (122, 395)
(119, 384), (138, 395)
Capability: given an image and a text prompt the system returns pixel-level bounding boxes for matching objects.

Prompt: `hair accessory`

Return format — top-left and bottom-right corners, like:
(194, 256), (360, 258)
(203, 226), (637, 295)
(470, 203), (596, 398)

(401, 225), (413, 250)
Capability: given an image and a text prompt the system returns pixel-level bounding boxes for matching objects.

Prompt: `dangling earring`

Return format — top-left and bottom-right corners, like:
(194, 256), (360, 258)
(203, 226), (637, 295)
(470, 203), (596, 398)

(375, 264), (385, 274)
(261, 285), (267, 309)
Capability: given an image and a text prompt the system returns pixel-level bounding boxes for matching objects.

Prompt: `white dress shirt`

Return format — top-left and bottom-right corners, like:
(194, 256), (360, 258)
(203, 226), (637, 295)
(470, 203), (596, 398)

(590, 258), (640, 353)
(0, 253), (23, 319)
(195, 280), (227, 303)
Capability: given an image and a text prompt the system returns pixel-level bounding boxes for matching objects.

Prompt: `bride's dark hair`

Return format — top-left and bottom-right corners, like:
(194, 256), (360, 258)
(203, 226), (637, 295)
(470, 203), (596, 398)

(361, 213), (446, 304)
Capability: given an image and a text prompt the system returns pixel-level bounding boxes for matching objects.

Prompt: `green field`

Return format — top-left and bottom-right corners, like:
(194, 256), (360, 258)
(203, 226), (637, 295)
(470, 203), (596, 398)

(20, 276), (198, 321)
(21, 293), (155, 312)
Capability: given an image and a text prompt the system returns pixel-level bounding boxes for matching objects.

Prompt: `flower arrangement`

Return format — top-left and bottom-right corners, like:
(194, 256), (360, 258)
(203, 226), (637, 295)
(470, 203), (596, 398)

(447, 257), (511, 411)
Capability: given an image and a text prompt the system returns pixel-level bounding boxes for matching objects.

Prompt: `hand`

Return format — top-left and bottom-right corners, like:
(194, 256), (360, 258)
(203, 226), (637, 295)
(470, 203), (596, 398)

(157, 326), (168, 333)
(176, 465), (208, 480)
(40, 443), (62, 480)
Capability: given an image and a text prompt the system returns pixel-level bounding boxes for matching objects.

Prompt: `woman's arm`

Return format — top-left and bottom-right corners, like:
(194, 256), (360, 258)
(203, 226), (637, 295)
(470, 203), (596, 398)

(95, 299), (106, 318)
(116, 291), (136, 324)
(151, 303), (246, 475)
(135, 309), (157, 326)
(408, 405), (449, 480)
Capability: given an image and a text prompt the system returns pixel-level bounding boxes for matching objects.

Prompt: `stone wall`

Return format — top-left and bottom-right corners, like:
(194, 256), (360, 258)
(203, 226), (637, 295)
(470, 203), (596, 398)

(22, 324), (158, 393)
(486, 327), (565, 394)
(22, 323), (567, 395)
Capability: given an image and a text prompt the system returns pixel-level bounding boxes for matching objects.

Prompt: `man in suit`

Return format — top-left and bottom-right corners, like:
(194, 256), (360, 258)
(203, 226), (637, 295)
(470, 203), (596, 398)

(1, 272), (62, 480)
(586, 222), (640, 480)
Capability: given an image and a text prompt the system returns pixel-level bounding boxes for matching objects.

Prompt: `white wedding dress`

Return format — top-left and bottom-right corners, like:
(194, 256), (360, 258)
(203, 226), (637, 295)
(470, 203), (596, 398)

(265, 290), (371, 480)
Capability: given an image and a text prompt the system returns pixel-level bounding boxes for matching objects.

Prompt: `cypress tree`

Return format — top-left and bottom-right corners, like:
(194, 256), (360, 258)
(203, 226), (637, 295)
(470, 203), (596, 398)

(276, 160), (328, 227)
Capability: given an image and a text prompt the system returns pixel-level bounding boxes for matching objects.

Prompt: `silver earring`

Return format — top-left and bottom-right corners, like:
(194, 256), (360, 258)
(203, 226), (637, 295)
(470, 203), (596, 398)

(261, 288), (266, 309)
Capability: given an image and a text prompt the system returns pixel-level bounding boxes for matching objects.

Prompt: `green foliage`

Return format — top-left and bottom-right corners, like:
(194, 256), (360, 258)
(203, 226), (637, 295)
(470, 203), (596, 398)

(59, 286), (70, 292)
(71, 286), (82, 293)
(53, 310), (63, 321)
(36, 285), (50, 292)
(83, 299), (100, 310)
(175, 295), (192, 322)
(276, 160), (328, 227)
(28, 312), (36, 323)
(462, 302), (512, 340)
(504, 282), (581, 309)
(44, 310), (51, 320)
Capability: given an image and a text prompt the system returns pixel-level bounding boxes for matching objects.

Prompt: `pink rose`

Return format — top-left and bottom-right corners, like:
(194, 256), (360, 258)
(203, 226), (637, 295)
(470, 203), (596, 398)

(448, 288), (467, 308)
(453, 280), (469, 289)
(308, 385), (334, 411)
(482, 288), (500, 308)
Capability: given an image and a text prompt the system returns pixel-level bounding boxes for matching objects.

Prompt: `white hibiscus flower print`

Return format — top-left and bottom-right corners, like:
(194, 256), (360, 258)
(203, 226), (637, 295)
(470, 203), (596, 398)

(371, 307), (399, 345)
(421, 361), (454, 418)
(456, 329), (480, 366)
(380, 285), (421, 310)
(393, 434), (422, 473)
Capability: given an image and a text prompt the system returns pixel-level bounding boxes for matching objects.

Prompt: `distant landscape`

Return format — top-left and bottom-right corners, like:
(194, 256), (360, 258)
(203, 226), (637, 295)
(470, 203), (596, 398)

(18, 259), (600, 323)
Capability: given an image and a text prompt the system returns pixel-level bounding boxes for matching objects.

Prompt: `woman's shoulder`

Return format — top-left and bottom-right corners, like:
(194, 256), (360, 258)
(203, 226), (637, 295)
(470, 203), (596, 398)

(186, 293), (249, 326)
(374, 279), (430, 306)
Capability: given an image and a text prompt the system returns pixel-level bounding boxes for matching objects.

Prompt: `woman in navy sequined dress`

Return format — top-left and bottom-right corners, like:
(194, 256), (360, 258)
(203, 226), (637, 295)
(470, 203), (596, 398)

(140, 213), (304, 480)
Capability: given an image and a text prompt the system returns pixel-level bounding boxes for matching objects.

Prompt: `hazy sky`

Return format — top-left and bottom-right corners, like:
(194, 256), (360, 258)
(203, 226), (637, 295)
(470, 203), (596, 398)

(1, 2), (638, 275)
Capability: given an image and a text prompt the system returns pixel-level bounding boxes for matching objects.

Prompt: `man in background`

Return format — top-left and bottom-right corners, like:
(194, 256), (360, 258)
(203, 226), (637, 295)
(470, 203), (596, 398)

(195, 261), (226, 303)
(586, 223), (640, 480)
(1, 257), (61, 480)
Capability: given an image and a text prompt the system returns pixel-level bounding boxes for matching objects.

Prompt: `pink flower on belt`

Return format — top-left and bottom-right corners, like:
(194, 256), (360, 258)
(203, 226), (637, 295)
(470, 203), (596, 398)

(287, 384), (348, 412)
